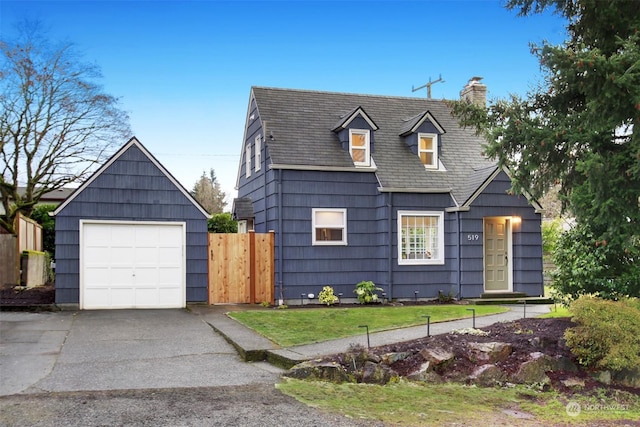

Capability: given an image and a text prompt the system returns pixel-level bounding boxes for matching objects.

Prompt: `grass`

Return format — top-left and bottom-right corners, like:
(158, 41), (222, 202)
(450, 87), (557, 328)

(539, 304), (572, 318)
(277, 378), (640, 426)
(228, 304), (508, 346)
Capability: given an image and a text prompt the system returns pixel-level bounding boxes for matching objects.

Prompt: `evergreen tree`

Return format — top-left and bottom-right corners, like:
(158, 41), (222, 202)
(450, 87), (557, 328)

(450, 0), (640, 299)
(191, 169), (226, 214)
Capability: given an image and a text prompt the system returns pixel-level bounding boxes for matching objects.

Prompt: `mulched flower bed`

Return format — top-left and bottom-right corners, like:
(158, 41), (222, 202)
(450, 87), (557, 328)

(0, 284), (55, 307)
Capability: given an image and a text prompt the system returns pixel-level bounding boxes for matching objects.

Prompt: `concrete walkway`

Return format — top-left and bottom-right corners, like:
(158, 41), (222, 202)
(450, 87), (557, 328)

(191, 303), (551, 369)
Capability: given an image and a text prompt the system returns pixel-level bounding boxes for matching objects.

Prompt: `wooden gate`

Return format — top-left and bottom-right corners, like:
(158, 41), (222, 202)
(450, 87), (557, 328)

(208, 231), (274, 304)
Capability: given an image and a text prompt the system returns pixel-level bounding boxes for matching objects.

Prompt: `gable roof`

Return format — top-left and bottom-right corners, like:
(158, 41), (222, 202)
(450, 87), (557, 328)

(331, 106), (379, 132)
(399, 110), (446, 136)
(52, 137), (209, 217)
(250, 87), (497, 204)
(232, 197), (255, 220)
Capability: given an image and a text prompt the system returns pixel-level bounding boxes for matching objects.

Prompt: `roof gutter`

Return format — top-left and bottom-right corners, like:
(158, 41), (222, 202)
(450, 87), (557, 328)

(270, 164), (377, 173)
(377, 187), (452, 193)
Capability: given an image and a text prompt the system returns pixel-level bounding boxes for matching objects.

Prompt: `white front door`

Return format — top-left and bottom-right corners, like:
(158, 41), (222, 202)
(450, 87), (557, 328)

(80, 221), (185, 309)
(484, 217), (512, 292)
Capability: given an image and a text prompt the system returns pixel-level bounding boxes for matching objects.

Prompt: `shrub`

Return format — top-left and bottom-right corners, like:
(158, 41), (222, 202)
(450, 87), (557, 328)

(30, 204), (56, 258)
(353, 280), (383, 304)
(207, 213), (238, 233)
(541, 218), (562, 257)
(551, 224), (640, 300)
(564, 296), (640, 372)
(437, 289), (456, 303)
(318, 286), (339, 306)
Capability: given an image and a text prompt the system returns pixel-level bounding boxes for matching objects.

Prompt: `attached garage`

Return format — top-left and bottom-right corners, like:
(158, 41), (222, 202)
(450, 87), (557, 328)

(81, 221), (186, 309)
(53, 137), (209, 309)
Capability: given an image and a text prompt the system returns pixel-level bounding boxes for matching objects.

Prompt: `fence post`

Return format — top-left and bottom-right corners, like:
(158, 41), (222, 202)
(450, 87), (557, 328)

(269, 230), (275, 304)
(249, 230), (256, 304)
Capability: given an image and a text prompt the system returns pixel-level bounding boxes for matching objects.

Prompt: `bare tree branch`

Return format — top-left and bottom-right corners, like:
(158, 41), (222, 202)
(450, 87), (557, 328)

(0, 20), (131, 232)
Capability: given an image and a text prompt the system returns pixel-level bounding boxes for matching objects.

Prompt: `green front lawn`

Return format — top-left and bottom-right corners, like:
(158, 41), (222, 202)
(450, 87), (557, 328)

(278, 378), (640, 426)
(227, 304), (508, 346)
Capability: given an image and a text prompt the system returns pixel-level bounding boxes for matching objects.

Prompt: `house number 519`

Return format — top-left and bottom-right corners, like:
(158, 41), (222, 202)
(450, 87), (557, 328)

(467, 234), (480, 241)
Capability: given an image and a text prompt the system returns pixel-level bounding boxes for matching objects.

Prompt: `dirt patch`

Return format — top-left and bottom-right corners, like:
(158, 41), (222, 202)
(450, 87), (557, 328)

(378, 317), (574, 377)
(0, 284), (55, 308)
(311, 317), (640, 396)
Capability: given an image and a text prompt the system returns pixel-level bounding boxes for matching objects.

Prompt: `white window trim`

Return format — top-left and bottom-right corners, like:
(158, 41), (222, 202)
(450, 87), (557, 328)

(397, 210), (445, 265)
(255, 135), (261, 172)
(349, 129), (370, 167)
(312, 208), (348, 246)
(245, 144), (252, 178)
(418, 133), (438, 169)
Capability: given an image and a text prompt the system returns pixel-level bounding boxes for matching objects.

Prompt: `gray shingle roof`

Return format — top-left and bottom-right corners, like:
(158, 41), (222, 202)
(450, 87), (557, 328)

(232, 197), (255, 220)
(252, 87), (497, 205)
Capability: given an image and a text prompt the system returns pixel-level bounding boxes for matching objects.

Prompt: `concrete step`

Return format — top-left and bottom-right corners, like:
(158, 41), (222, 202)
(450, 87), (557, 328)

(466, 296), (554, 305)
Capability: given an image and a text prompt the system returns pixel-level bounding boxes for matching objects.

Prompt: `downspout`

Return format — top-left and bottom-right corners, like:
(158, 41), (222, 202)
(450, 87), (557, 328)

(277, 168), (284, 305)
(457, 210), (462, 299)
(387, 192), (393, 299)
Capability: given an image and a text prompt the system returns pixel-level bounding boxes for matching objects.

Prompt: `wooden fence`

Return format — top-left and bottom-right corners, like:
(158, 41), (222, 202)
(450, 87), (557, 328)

(17, 213), (42, 253)
(0, 234), (18, 286)
(208, 231), (274, 304)
(0, 214), (43, 286)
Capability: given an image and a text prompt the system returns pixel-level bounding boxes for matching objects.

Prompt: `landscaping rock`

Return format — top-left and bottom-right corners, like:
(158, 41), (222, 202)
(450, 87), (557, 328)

(553, 355), (579, 373)
(469, 364), (507, 386)
(510, 352), (554, 384)
(285, 360), (353, 383)
(419, 348), (454, 366)
(287, 318), (639, 394)
(380, 351), (412, 365)
(407, 369), (444, 383)
(561, 376), (586, 388)
(595, 370), (612, 385)
(467, 341), (512, 363)
(613, 368), (640, 388)
(361, 361), (397, 384)
(406, 361), (434, 380)
(344, 345), (381, 367)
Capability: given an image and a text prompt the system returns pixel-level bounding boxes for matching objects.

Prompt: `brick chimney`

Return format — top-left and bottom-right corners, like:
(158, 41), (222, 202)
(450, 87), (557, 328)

(460, 76), (487, 107)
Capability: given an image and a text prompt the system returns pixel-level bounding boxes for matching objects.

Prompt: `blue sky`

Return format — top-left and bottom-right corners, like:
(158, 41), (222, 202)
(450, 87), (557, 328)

(1, 1), (567, 205)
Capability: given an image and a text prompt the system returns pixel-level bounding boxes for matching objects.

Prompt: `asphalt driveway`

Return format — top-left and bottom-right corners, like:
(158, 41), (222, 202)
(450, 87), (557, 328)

(0, 309), (282, 396)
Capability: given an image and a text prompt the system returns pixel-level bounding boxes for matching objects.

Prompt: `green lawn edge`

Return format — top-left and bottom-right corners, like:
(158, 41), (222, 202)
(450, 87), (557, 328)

(228, 305), (509, 347)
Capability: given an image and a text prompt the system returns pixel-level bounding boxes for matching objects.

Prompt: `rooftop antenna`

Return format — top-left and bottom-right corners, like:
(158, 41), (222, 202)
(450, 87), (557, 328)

(412, 74), (445, 99)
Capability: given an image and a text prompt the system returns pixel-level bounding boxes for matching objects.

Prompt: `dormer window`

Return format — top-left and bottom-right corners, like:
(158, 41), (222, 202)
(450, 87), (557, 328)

(333, 107), (377, 168)
(419, 133), (438, 169)
(349, 129), (370, 167)
(399, 111), (445, 170)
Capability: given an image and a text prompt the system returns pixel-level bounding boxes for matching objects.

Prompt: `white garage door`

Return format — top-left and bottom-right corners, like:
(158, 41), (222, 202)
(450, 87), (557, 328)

(81, 221), (186, 309)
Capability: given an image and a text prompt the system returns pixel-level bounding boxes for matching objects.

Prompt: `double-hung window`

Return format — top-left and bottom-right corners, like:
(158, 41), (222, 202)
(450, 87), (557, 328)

(398, 211), (444, 264)
(349, 129), (370, 167)
(418, 133), (438, 169)
(245, 144), (252, 178)
(254, 135), (261, 172)
(312, 208), (347, 245)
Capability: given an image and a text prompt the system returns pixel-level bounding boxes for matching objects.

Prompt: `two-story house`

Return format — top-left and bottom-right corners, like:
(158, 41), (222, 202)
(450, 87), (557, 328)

(234, 78), (544, 304)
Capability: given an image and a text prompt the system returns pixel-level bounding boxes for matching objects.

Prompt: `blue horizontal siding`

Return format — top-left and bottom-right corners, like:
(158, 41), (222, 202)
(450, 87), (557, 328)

(459, 171), (543, 297)
(54, 143), (208, 305)
(237, 123), (544, 301)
